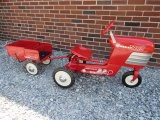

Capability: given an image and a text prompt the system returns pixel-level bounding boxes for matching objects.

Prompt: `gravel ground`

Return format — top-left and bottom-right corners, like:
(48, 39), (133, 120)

(0, 41), (160, 120)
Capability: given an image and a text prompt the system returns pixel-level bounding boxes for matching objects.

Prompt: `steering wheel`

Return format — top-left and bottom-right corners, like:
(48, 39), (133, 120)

(101, 20), (114, 36)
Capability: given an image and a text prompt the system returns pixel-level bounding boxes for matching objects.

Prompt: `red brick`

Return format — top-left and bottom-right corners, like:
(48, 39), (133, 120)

(153, 34), (160, 38)
(45, 14), (54, 18)
(77, 15), (88, 19)
(154, 6), (160, 11)
(65, 31), (75, 35)
(65, 23), (76, 27)
(71, 11), (82, 14)
(90, 6), (102, 10)
(76, 40), (87, 44)
(132, 27), (148, 32)
(27, 13), (35, 17)
(77, 6), (89, 10)
(153, 54), (160, 58)
(116, 26), (131, 31)
(77, 24), (87, 28)
(154, 48), (160, 53)
(128, 0), (145, 4)
(22, 2), (29, 5)
(54, 6), (64, 10)
(36, 21), (44, 25)
(147, 62), (160, 68)
(102, 16), (116, 20)
(26, 6), (34, 9)
(96, 11), (110, 15)
(149, 28), (160, 33)
(30, 2), (38, 5)
(49, 1), (58, 5)
(114, 21), (124, 26)
(88, 41), (99, 46)
(41, 18), (51, 21)
(61, 42), (70, 46)
(157, 59), (160, 63)
(60, 10), (70, 14)
(137, 33), (144, 37)
(70, 36), (81, 40)
(110, 11), (126, 16)
(59, 1), (70, 5)
(66, 15), (77, 19)
(83, 1), (96, 5)
(14, 2), (21, 5)
(65, 39), (75, 43)
(89, 15), (101, 20)
(95, 38), (108, 43)
(34, 6), (43, 9)
(112, 0), (127, 4)
(65, 6), (76, 10)
(127, 11), (143, 16)
(143, 12), (160, 16)
(60, 19), (70, 23)
(103, 6), (117, 10)
(15, 10), (23, 13)
(44, 6), (53, 9)
(146, 0), (160, 5)
(83, 20), (95, 24)
(55, 30), (64, 34)
(141, 23), (158, 27)
(71, 1), (82, 5)
(39, 10), (49, 14)
(100, 43), (110, 47)
(118, 6), (134, 10)
(117, 16), (132, 21)
(50, 10), (59, 13)
(39, 2), (48, 5)
(132, 17), (149, 21)
(150, 18), (160, 22)
(135, 6), (153, 11)
(76, 32), (87, 36)
(55, 14), (65, 18)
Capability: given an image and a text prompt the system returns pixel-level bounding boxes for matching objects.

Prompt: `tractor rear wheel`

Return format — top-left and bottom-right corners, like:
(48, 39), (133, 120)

(53, 67), (75, 88)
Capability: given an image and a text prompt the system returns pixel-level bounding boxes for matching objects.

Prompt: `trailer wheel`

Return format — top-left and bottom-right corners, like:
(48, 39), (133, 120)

(42, 57), (51, 65)
(122, 71), (142, 88)
(25, 62), (39, 75)
(53, 67), (75, 88)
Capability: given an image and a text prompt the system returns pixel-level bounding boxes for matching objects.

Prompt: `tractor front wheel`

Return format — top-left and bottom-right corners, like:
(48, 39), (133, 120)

(122, 71), (142, 88)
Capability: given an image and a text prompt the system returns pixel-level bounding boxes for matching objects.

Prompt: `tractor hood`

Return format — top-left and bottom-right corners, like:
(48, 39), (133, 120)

(114, 36), (154, 53)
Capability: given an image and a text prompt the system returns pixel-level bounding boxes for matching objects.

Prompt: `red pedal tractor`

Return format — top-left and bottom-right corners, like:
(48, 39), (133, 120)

(52, 21), (154, 88)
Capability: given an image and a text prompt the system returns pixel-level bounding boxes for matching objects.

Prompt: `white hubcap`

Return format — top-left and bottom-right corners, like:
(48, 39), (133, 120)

(125, 75), (138, 86)
(55, 71), (71, 87)
(26, 63), (38, 75)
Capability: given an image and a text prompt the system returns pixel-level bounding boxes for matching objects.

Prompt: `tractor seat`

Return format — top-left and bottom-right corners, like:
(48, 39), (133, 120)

(71, 46), (92, 60)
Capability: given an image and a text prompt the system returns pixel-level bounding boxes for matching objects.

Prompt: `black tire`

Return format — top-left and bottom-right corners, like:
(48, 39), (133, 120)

(42, 57), (51, 65)
(122, 71), (142, 88)
(25, 62), (39, 75)
(52, 67), (75, 88)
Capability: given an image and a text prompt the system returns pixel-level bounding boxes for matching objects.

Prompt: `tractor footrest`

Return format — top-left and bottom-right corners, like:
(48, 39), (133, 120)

(39, 51), (51, 60)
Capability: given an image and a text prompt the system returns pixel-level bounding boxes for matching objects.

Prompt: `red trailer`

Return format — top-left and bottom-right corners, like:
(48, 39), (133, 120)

(6, 40), (52, 75)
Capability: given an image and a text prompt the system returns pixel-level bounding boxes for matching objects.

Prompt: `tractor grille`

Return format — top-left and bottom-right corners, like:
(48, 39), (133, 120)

(126, 52), (152, 66)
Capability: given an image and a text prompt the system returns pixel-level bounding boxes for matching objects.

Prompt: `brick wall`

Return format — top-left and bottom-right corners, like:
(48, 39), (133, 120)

(0, 0), (160, 68)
